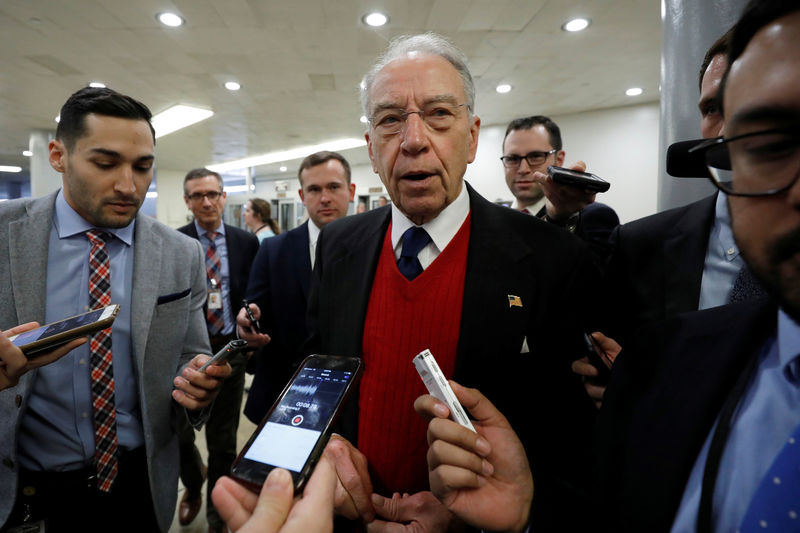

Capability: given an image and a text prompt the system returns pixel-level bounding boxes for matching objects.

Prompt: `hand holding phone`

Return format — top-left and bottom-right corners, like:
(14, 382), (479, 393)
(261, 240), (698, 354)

(8, 305), (119, 358)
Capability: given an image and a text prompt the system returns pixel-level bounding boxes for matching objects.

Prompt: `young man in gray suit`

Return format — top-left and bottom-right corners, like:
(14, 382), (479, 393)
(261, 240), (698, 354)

(0, 87), (229, 532)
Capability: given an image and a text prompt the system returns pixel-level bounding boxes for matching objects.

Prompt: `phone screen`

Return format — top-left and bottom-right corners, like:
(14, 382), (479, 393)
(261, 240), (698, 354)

(10, 308), (106, 347)
(244, 365), (353, 471)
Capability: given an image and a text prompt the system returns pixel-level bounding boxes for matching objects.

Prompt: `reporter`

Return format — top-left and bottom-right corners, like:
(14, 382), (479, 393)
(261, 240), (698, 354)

(0, 322), (87, 391)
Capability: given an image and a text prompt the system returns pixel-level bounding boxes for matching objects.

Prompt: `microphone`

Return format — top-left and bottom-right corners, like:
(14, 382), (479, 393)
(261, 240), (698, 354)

(666, 138), (712, 178)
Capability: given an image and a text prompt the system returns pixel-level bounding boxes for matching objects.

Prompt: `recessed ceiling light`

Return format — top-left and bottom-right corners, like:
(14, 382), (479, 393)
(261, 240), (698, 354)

(359, 115), (368, 124)
(626, 87), (644, 96)
(22, 150), (33, 157)
(88, 81), (106, 88)
(363, 12), (389, 27)
(208, 138), (367, 173)
(151, 104), (214, 138)
(496, 83), (512, 94)
(157, 12), (184, 27)
(279, 166), (288, 172)
(250, 184), (256, 190)
(224, 81), (241, 91)
(562, 18), (590, 32)
(0, 166), (22, 173)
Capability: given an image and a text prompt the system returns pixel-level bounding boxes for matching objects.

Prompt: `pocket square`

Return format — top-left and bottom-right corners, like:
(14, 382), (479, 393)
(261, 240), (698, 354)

(157, 288), (191, 305)
(520, 336), (530, 354)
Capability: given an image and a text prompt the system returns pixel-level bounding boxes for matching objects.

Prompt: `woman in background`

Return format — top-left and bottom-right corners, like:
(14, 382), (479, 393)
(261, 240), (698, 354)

(243, 198), (280, 242)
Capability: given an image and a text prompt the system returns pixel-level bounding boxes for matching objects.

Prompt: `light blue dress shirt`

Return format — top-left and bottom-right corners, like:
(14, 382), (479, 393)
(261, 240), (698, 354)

(194, 221), (233, 335)
(670, 309), (800, 532)
(698, 194), (743, 310)
(18, 190), (144, 471)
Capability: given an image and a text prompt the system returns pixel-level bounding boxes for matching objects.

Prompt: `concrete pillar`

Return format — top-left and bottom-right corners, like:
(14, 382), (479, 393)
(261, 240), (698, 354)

(29, 130), (62, 198)
(658, 0), (747, 211)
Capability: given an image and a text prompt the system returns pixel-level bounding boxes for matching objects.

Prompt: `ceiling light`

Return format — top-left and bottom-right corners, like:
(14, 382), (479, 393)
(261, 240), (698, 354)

(562, 18), (590, 32)
(250, 184), (256, 190)
(0, 166), (22, 173)
(157, 12), (184, 27)
(151, 104), (214, 139)
(279, 166), (288, 172)
(496, 84), (512, 94)
(224, 81), (241, 91)
(626, 87), (644, 96)
(22, 150), (33, 157)
(208, 138), (367, 173)
(89, 82), (106, 88)
(363, 12), (388, 27)
(359, 115), (368, 124)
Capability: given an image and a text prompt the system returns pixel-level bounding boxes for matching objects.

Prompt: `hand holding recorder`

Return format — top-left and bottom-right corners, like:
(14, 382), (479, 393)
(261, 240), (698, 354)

(172, 347), (235, 410)
(530, 161), (607, 222)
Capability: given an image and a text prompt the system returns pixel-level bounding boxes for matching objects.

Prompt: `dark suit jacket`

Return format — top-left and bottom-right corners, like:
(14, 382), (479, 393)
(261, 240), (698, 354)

(536, 201), (620, 261)
(595, 297), (776, 532)
(177, 222), (259, 329)
(243, 222), (313, 423)
(307, 183), (600, 527)
(602, 193), (718, 344)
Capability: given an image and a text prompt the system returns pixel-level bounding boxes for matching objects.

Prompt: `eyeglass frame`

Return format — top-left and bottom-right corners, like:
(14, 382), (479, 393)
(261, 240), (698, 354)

(367, 102), (470, 135)
(499, 149), (559, 169)
(185, 190), (224, 202)
(688, 127), (800, 197)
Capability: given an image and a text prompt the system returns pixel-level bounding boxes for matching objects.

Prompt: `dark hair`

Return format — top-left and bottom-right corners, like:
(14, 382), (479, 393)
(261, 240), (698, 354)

(183, 168), (223, 195)
(698, 28), (733, 92)
(56, 87), (155, 150)
(718, 1), (800, 115)
(249, 198), (280, 234)
(297, 151), (351, 186)
(502, 115), (562, 151)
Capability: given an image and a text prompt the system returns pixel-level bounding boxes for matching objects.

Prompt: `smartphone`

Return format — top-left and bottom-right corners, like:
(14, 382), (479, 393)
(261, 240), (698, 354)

(241, 299), (260, 334)
(547, 165), (611, 193)
(231, 355), (362, 493)
(583, 333), (611, 381)
(7, 304), (120, 358)
(197, 339), (249, 372)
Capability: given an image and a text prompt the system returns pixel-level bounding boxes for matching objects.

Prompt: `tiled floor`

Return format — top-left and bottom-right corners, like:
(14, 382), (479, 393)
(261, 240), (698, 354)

(168, 374), (258, 533)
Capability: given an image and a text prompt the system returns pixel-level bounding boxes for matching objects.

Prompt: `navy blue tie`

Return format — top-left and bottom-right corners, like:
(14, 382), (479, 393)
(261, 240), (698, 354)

(397, 227), (431, 280)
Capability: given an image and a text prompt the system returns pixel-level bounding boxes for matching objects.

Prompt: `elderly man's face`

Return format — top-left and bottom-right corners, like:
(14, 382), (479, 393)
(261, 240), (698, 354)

(726, 11), (800, 320)
(365, 54), (480, 225)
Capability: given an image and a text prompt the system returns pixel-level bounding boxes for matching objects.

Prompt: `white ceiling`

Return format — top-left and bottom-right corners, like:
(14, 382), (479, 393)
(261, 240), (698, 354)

(0, 0), (661, 180)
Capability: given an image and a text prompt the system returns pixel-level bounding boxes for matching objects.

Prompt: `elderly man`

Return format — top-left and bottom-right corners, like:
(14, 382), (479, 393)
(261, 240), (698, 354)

(418, 2), (800, 531)
(303, 33), (598, 530)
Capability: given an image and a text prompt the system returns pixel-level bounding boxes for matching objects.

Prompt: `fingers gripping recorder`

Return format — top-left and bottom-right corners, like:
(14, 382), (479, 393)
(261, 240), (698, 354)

(198, 339), (248, 372)
(413, 349), (476, 432)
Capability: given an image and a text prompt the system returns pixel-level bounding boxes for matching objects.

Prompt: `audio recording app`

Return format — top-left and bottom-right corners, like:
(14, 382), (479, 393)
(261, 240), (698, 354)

(244, 365), (352, 472)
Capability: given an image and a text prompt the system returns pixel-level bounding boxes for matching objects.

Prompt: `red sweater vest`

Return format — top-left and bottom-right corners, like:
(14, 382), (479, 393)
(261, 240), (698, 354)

(358, 215), (471, 494)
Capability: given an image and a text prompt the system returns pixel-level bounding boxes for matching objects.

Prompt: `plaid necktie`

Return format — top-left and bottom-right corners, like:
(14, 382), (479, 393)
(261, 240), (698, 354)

(86, 229), (118, 492)
(397, 227), (431, 281)
(204, 231), (224, 335)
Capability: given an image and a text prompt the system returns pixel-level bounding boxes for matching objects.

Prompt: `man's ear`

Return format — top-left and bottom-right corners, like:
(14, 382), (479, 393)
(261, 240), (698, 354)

(556, 150), (566, 167)
(49, 139), (67, 173)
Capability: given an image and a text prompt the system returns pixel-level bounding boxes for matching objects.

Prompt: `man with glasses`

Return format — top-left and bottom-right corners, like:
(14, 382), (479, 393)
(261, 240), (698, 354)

(177, 168), (259, 533)
(501, 115), (619, 256)
(415, 2), (800, 530)
(301, 32), (598, 531)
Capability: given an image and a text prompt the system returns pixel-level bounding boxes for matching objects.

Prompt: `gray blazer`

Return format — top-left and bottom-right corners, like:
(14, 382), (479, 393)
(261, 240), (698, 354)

(0, 192), (211, 531)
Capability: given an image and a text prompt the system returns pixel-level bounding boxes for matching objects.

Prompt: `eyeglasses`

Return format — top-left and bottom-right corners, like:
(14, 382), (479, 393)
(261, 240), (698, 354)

(186, 191), (223, 202)
(500, 150), (558, 169)
(369, 102), (468, 136)
(689, 127), (800, 197)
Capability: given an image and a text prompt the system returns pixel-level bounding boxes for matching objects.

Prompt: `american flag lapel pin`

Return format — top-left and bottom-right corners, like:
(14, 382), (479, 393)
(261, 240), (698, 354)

(508, 294), (522, 308)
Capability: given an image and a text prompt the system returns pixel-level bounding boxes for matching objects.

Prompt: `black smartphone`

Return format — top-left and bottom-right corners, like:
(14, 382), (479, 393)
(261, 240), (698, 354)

(8, 304), (120, 358)
(241, 299), (260, 334)
(583, 333), (611, 381)
(198, 339), (249, 372)
(231, 355), (362, 493)
(547, 165), (611, 193)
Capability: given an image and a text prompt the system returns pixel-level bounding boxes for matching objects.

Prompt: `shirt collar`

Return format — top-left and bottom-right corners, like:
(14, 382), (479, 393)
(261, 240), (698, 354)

(777, 308), (800, 383)
(194, 220), (225, 239)
(54, 189), (134, 246)
(512, 196), (546, 215)
(390, 183), (470, 252)
(715, 193), (738, 261)
(307, 218), (322, 246)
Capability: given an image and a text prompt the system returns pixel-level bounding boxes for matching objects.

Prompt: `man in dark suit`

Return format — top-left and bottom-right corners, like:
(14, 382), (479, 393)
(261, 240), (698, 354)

(298, 32), (598, 530)
(416, 3), (800, 531)
(500, 115), (619, 258)
(177, 168), (259, 532)
(238, 151), (355, 424)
